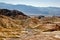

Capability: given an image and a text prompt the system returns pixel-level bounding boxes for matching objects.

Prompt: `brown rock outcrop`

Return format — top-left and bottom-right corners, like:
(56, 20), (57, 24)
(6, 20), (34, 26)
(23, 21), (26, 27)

(0, 9), (29, 19)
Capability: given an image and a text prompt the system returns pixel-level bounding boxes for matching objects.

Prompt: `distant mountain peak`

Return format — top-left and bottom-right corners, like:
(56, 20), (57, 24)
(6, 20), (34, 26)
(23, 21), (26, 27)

(0, 3), (60, 16)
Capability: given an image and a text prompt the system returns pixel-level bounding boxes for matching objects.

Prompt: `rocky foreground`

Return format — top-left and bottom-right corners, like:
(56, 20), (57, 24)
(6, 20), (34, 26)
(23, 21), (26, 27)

(0, 9), (60, 40)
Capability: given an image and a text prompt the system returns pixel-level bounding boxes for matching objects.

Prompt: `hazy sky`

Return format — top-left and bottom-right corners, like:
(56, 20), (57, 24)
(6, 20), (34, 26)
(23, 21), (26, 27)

(0, 0), (60, 7)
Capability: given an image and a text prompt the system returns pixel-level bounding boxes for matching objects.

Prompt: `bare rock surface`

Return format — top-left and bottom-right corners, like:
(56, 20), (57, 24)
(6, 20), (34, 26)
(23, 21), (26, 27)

(0, 31), (60, 40)
(0, 9), (60, 40)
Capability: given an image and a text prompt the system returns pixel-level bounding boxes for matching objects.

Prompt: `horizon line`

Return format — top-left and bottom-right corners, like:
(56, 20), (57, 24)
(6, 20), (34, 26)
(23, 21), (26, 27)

(0, 2), (60, 8)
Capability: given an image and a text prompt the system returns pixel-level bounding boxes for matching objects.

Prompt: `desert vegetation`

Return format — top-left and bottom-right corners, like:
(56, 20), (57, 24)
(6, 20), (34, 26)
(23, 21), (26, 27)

(0, 9), (60, 40)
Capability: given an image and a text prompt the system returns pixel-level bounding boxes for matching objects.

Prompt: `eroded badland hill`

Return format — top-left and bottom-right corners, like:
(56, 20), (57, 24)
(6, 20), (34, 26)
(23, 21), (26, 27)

(0, 9), (60, 40)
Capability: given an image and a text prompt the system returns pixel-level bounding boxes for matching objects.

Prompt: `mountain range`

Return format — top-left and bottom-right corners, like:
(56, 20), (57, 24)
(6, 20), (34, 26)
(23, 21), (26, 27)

(0, 3), (60, 16)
